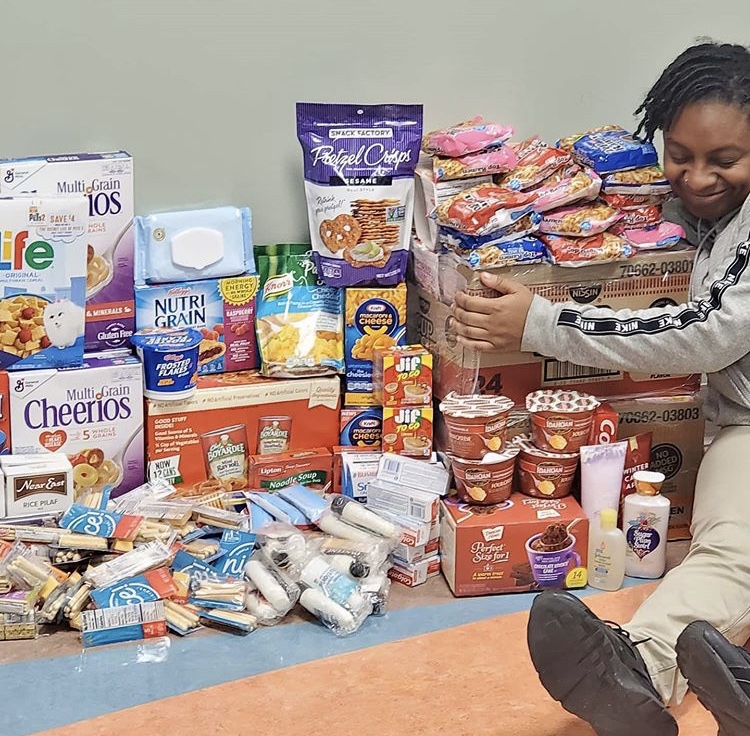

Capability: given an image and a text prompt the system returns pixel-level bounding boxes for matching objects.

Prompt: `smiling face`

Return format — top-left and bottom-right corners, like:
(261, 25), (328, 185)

(664, 101), (750, 221)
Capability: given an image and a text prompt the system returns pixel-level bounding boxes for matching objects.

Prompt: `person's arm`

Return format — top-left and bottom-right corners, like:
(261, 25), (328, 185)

(522, 240), (750, 375)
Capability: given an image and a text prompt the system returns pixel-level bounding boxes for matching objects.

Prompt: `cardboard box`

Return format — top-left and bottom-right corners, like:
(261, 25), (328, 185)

(332, 445), (381, 498)
(411, 256), (701, 402)
(1, 455), (74, 519)
(440, 494), (589, 596)
(366, 478), (440, 524)
(389, 555), (441, 587)
(382, 407), (433, 457)
(9, 354), (144, 498)
(0, 371), (9, 455)
(0, 152), (135, 353)
(345, 284), (407, 396)
(612, 394), (705, 540)
(373, 344), (433, 408)
(135, 275), (259, 374)
(340, 407), (382, 447)
(145, 372), (340, 493)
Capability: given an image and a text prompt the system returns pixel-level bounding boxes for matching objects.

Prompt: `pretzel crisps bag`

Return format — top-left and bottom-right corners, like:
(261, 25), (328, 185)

(434, 184), (536, 236)
(539, 202), (622, 237)
(255, 244), (344, 377)
(296, 103), (422, 288)
(497, 138), (572, 191)
(532, 167), (602, 213)
(422, 117), (514, 158)
(541, 231), (633, 267)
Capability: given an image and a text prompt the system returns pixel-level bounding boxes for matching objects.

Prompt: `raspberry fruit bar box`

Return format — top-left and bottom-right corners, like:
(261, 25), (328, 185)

(145, 371), (340, 494)
(9, 353), (144, 498)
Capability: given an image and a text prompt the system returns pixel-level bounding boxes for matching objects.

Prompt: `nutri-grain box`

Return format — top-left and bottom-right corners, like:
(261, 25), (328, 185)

(9, 353), (144, 498)
(135, 275), (259, 375)
(0, 152), (135, 353)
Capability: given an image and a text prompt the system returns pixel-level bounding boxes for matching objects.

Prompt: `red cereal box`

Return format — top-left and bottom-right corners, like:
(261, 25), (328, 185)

(373, 345), (433, 408)
(382, 407), (433, 458)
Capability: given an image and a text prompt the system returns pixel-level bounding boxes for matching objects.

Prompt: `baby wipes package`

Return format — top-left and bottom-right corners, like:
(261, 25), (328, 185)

(0, 152), (135, 353)
(135, 206), (254, 285)
(9, 353), (144, 498)
(0, 196), (89, 371)
(135, 275), (259, 375)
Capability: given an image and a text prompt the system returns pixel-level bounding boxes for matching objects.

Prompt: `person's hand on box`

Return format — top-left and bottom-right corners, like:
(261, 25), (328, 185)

(451, 273), (534, 352)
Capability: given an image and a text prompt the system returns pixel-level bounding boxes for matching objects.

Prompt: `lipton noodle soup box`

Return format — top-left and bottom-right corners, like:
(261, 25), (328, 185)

(144, 371), (340, 494)
(440, 494), (589, 596)
(9, 353), (144, 498)
(0, 197), (89, 371)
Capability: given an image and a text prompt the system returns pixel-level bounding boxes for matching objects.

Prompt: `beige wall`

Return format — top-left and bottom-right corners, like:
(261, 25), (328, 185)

(1, 0), (748, 242)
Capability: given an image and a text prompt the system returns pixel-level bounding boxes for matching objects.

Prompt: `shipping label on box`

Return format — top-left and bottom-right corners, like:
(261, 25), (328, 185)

(612, 394), (704, 540)
(145, 372), (340, 493)
(440, 494), (589, 597)
(0, 152), (135, 353)
(9, 354), (144, 498)
(135, 275), (259, 374)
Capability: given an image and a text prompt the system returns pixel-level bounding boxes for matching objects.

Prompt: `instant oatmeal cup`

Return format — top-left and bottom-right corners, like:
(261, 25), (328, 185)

(526, 390), (599, 453)
(439, 392), (514, 460)
(450, 445), (519, 506)
(513, 435), (579, 499)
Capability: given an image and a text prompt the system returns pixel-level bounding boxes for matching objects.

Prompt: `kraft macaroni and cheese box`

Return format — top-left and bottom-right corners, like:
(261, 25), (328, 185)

(0, 152), (135, 353)
(135, 275), (259, 374)
(345, 284), (407, 395)
(340, 407), (382, 447)
(0, 197), (89, 371)
(9, 353), (144, 498)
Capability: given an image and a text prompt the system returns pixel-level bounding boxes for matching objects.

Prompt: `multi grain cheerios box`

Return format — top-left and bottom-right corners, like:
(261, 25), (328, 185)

(135, 275), (259, 375)
(0, 152), (135, 353)
(0, 196), (89, 371)
(9, 353), (144, 498)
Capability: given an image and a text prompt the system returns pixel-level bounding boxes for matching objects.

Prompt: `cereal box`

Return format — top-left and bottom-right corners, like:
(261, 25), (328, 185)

(382, 406), (433, 458)
(345, 284), (407, 395)
(144, 371), (340, 494)
(0, 197), (89, 371)
(135, 275), (259, 375)
(373, 344), (433, 408)
(440, 494), (589, 596)
(340, 407), (382, 447)
(0, 371), (9, 456)
(0, 152), (135, 353)
(9, 353), (145, 498)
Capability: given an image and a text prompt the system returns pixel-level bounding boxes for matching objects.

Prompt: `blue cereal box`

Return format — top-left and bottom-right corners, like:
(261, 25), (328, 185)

(135, 275), (259, 375)
(0, 197), (89, 371)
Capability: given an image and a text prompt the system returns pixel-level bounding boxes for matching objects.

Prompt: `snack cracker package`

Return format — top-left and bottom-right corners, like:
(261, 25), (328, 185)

(531, 167), (602, 213)
(446, 236), (546, 269)
(497, 138), (572, 191)
(541, 231), (633, 267)
(614, 221), (685, 251)
(539, 202), (622, 237)
(255, 244), (343, 377)
(601, 165), (671, 196)
(422, 117), (514, 158)
(432, 145), (517, 182)
(296, 103), (423, 288)
(572, 128), (658, 174)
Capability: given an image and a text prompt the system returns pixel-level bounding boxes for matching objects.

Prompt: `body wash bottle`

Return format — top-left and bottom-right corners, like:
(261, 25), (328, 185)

(623, 470), (670, 579)
(587, 508), (626, 591)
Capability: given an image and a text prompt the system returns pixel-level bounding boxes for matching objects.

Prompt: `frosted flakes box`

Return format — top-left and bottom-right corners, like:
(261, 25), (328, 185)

(0, 196), (89, 371)
(135, 275), (259, 375)
(0, 152), (135, 352)
(9, 353), (144, 498)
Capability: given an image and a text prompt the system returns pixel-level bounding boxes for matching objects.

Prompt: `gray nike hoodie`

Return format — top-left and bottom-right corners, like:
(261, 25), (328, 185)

(521, 193), (750, 427)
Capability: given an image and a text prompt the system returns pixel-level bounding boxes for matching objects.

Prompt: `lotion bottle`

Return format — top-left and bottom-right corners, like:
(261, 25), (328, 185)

(587, 508), (626, 591)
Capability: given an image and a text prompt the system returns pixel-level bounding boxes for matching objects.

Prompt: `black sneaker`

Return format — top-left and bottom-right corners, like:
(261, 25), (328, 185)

(676, 621), (750, 736)
(527, 590), (678, 736)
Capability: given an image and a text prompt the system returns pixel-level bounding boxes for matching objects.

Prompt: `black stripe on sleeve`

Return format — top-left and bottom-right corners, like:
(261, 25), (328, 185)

(557, 239), (750, 337)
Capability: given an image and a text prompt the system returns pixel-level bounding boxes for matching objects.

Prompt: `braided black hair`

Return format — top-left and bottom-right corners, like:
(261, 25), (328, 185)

(634, 42), (750, 141)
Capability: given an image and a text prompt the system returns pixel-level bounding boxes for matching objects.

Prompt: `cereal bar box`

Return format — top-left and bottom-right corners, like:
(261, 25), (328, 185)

(135, 275), (259, 375)
(296, 103), (423, 287)
(9, 353), (144, 498)
(0, 152), (135, 353)
(0, 197), (89, 371)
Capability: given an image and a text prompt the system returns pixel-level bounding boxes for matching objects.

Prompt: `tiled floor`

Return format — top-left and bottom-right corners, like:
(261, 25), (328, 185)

(0, 541), (719, 736)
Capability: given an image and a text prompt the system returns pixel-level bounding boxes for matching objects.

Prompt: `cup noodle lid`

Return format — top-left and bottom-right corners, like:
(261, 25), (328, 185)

(526, 389), (600, 414)
(439, 392), (514, 419)
(512, 434), (580, 460)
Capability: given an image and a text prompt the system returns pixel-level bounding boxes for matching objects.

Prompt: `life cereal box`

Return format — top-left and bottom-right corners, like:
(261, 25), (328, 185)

(0, 197), (89, 371)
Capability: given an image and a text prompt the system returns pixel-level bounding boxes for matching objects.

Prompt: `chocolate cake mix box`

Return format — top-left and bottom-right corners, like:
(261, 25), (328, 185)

(440, 494), (589, 597)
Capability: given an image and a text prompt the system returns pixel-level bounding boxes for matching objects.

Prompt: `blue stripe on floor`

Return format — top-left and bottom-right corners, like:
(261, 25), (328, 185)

(4, 578), (649, 736)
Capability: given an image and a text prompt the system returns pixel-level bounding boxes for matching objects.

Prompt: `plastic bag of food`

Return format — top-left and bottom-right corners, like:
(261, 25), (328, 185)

(438, 212), (541, 251)
(497, 138), (572, 191)
(601, 165), (671, 195)
(540, 202), (622, 237)
(434, 184), (536, 236)
(297, 103), (422, 287)
(432, 145), (518, 181)
(572, 128), (658, 174)
(618, 205), (663, 229)
(422, 116), (514, 158)
(541, 231), (633, 266)
(446, 236), (546, 269)
(601, 191), (671, 210)
(556, 125), (622, 152)
(255, 244), (344, 378)
(613, 221), (685, 251)
(532, 167), (602, 213)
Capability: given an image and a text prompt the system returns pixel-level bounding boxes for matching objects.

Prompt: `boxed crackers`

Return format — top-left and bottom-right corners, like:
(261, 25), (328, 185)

(440, 494), (589, 596)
